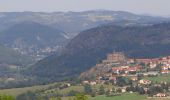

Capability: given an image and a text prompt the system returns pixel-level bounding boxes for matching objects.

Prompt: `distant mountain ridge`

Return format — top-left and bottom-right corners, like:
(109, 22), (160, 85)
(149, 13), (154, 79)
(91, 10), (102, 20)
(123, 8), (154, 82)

(28, 22), (170, 82)
(0, 10), (169, 37)
(0, 10), (170, 59)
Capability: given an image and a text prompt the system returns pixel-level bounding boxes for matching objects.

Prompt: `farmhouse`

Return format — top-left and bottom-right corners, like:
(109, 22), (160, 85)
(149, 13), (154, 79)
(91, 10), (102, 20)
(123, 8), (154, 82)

(139, 79), (151, 85)
(155, 93), (167, 97)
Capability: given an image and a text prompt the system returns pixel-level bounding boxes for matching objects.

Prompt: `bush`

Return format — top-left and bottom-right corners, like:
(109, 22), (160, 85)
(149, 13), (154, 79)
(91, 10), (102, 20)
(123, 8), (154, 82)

(67, 90), (80, 96)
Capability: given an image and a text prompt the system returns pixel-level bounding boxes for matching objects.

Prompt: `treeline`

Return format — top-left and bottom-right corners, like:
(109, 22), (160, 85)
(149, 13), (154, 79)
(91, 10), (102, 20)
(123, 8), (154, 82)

(16, 91), (88, 100)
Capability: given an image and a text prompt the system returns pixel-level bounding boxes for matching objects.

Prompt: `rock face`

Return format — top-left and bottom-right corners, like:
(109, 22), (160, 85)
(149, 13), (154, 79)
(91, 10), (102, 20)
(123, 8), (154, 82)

(29, 23), (170, 82)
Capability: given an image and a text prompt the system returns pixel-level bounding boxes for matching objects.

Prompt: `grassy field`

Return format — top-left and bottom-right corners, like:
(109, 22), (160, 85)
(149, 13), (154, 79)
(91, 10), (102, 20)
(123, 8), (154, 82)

(0, 84), (169, 100)
(0, 83), (110, 96)
(147, 98), (170, 100)
(43, 83), (114, 96)
(0, 83), (58, 96)
(89, 93), (146, 100)
(62, 93), (147, 100)
(143, 74), (170, 83)
(62, 94), (170, 100)
(59, 85), (84, 94)
(0, 81), (169, 100)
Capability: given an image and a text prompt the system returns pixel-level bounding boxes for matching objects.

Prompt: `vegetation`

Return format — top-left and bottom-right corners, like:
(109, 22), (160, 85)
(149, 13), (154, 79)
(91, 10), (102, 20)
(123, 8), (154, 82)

(89, 93), (146, 100)
(98, 85), (105, 95)
(29, 23), (170, 82)
(0, 44), (34, 65)
(74, 93), (88, 100)
(0, 94), (15, 100)
(0, 82), (59, 96)
(143, 74), (170, 83)
(62, 93), (147, 100)
(16, 91), (36, 100)
(84, 84), (92, 95)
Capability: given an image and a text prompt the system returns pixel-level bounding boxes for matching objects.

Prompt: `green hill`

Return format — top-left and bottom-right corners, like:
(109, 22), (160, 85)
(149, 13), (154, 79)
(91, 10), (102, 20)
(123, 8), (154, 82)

(29, 23), (170, 82)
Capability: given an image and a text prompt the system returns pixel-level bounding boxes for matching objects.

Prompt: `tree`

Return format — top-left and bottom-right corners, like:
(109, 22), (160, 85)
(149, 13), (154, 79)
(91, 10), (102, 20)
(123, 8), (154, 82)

(74, 94), (88, 100)
(84, 84), (92, 94)
(16, 91), (36, 100)
(36, 95), (44, 100)
(138, 87), (145, 94)
(116, 76), (131, 87)
(105, 90), (110, 96)
(112, 87), (116, 93)
(68, 90), (79, 96)
(116, 88), (122, 93)
(90, 92), (96, 97)
(98, 85), (105, 95)
(56, 97), (61, 100)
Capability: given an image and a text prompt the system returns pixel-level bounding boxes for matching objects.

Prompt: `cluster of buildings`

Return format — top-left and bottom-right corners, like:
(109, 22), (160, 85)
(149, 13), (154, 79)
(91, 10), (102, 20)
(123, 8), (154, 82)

(103, 52), (170, 76)
(81, 52), (170, 98)
(134, 56), (170, 74)
(82, 52), (170, 85)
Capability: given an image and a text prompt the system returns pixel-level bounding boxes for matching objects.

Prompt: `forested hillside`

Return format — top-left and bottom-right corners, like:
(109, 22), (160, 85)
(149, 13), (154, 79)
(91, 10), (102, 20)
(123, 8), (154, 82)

(29, 23), (170, 82)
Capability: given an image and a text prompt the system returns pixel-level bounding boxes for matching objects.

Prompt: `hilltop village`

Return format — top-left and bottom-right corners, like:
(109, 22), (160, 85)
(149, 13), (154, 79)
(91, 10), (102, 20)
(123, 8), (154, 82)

(81, 52), (170, 97)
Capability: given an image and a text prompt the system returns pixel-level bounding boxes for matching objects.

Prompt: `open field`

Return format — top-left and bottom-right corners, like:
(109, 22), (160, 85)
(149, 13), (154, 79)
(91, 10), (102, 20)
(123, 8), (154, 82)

(0, 81), (169, 100)
(44, 83), (114, 95)
(0, 83), (58, 96)
(59, 85), (84, 94)
(0, 83), (110, 96)
(0, 84), (169, 100)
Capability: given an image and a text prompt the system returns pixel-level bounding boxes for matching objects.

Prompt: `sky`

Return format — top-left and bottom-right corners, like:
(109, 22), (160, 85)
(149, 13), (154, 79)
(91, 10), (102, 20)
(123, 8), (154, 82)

(0, 0), (170, 17)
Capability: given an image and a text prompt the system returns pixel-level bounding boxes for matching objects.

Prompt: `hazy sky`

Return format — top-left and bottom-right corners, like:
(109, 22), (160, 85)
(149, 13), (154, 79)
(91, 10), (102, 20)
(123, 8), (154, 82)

(0, 0), (170, 17)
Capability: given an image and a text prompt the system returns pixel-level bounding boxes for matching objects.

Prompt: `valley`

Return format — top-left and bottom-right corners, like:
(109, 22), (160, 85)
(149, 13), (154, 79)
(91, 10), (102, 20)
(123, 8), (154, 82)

(0, 11), (169, 59)
(0, 10), (170, 100)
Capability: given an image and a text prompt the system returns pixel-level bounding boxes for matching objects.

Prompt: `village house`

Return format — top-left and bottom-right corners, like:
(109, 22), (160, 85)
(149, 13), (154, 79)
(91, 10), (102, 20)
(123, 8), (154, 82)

(161, 66), (169, 74)
(121, 88), (126, 93)
(89, 81), (97, 85)
(112, 65), (141, 75)
(161, 70), (169, 74)
(142, 71), (159, 76)
(82, 80), (97, 85)
(154, 93), (167, 97)
(82, 81), (89, 84)
(130, 76), (138, 81)
(149, 63), (157, 69)
(128, 66), (141, 73)
(136, 59), (152, 65)
(161, 66), (169, 70)
(138, 79), (151, 85)
(127, 59), (135, 64)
